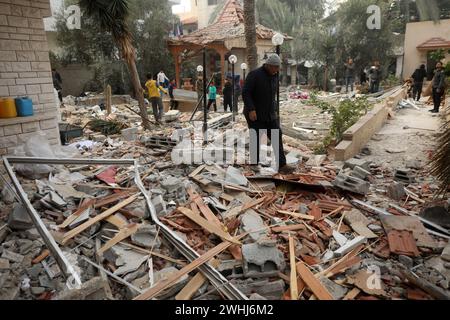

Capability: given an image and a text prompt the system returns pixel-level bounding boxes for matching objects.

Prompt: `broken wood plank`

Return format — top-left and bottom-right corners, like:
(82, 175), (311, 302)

(343, 287), (361, 300)
(241, 196), (266, 212)
(296, 262), (334, 300)
(278, 210), (315, 221)
(98, 223), (140, 255)
(134, 233), (246, 300)
(187, 188), (223, 228)
(289, 236), (298, 300)
(104, 214), (128, 229)
(175, 259), (221, 300)
(95, 237), (114, 300)
(189, 165), (206, 178)
(272, 224), (306, 233)
(62, 194), (139, 244)
(401, 269), (450, 300)
(178, 207), (240, 245)
(32, 249), (50, 264)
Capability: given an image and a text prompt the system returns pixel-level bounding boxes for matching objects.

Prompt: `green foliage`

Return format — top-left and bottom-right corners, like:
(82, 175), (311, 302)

(429, 49), (447, 62)
(85, 119), (128, 135)
(381, 74), (401, 88)
(310, 96), (371, 153)
(445, 62), (450, 77)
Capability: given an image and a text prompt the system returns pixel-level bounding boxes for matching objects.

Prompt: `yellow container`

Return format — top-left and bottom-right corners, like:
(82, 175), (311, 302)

(0, 98), (17, 118)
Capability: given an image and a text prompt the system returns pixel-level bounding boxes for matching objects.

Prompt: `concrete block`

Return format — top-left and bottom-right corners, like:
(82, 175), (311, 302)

(8, 84), (26, 95)
(344, 158), (371, 170)
(0, 50), (16, 61)
(350, 166), (371, 180)
(8, 203), (33, 230)
(233, 279), (285, 300)
(306, 154), (326, 167)
(332, 174), (370, 195)
(0, 78), (15, 85)
(242, 243), (286, 278)
(394, 169), (415, 185)
(53, 277), (109, 300)
(11, 61), (31, 72)
(151, 194), (167, 217)
(39, 118), (57, 130)
(1, 249), (24, 263)
(153, 267), (189, 299)
(3, 123), (21, 136)
(28, 18), (44, 29)
(7, 15), (28, 28)
(441, 244), (450, 262)
(16, 50), (35, 61)
(0, 85), (8, 95)
(31, 61), (50, 71)
(26, 84), (41, 94)
(21, 121), (39, 133)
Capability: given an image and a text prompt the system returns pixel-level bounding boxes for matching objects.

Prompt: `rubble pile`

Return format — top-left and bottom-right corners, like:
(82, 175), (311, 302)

(0, 94), (449, 301)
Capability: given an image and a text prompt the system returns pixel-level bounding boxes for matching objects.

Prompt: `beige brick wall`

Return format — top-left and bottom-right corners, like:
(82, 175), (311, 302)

(0, 0), (59, 154)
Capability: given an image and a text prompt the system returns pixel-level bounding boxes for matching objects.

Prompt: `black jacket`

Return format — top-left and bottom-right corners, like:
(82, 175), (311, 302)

(223, 82), (232, 100)
(242, 66), (278, 121)
(412, 68), (427, 84)
(433, 69), (446, 90)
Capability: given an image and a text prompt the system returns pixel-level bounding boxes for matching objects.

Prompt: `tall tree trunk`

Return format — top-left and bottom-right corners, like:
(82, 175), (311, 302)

(244, 0), (258, 71)
(126, 58), (151, 130)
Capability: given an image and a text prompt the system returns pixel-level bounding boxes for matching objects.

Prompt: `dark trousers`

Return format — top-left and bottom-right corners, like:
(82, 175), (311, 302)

(370, 81), (380, 93)
(345, 77), (354, 93)
(223, 98), (232, 112)
(245, 116), (286, 169)
(432, 88), (443, 112)
(207, 99), (217, 112)
(413, 82), (423, 101)
(150, 97), (164, 121)
(170, 98), (178, 110)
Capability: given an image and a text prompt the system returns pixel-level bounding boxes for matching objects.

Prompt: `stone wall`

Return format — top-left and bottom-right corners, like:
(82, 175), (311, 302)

(0, 0), (60, 155)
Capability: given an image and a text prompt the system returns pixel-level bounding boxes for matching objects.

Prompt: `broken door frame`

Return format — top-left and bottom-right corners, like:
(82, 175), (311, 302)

(2, 156), (247, 300)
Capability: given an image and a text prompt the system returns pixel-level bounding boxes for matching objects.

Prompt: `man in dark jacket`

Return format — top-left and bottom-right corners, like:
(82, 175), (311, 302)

(223, 78), (232, 112)
(412, 64), (427, 101)
(430, 62), (446, 113)
(242, 54), (293, 173)
(369, 61), (382, 93)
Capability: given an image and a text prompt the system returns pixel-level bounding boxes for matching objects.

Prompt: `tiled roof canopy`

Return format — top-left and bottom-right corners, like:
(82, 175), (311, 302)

(170, 0), (290, 46)
(417, 37), (450, 50)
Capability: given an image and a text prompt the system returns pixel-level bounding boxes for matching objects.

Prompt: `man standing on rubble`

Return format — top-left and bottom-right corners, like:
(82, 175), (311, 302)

(145, 73), (167, 124)
(242, 54), (294, 174)
(157, 70), (170, 88)
(344, 58), (355, 93)
(430, 61), (446, 113)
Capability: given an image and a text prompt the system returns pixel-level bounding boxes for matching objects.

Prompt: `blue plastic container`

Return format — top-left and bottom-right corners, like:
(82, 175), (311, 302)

(15, 97), (33, 117)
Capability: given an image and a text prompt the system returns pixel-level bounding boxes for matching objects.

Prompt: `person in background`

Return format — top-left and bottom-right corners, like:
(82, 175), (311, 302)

(344, 58), (355, 93)
(195, 75), (204, 105)
(157, 70), (170, 88)
(360, 68), (367, 85)
(52, 68), (63, 105)
(242, 54), (295, 174)
(207, 81), (217, 112)
(145, 73), (167, 123)
(430, 61), (446, 113)
(168, 80), (178, 110)
(223, 77), (233, 112)
(411, 64), (427, 101)
(369, 61), (382, 93)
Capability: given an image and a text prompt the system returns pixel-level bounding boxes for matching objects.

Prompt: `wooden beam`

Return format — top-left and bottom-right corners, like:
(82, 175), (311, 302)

(289, 236), (298, 300)
(187, 188), (223, 228)
(241, 196), (266, 212)
(97, 223), (139, 255)
(272, 224), (306, 233)
(134, 233), (245, 300)
(296, 262), (334, 300)
(178, 207), (240, 245)
(278, 210), (315, 221)
(175, 259), (221, 300)
(62, 194), (139, 244)
(343, 287), (361, 300)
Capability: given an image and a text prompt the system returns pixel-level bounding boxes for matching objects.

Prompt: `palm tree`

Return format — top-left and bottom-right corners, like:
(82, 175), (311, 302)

(79, 0), (151, 130)
(244, 0), (258, 71)
(430, 116), (450, 196)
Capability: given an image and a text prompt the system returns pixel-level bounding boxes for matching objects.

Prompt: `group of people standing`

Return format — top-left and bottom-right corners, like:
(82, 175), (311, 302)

(410, 61), (446, 113)
(195, 75), (241, 113)
(343, 59), (382, 94)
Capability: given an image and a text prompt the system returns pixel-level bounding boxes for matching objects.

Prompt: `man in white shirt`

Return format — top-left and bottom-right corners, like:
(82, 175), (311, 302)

(157, 70), (170, 88)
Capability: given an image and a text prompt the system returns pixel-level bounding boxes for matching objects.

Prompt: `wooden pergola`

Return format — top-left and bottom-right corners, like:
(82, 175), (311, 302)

(168, 0), (290, 89)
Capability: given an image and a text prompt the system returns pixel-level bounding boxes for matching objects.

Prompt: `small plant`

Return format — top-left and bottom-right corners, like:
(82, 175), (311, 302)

(310, 96), (371, 152)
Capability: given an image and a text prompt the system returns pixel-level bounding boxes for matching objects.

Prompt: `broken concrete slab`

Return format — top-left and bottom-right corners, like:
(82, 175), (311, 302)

(319, 276), (348, 300)
(344, 158), (371, 170)
(442, 244), (450, 262)
(332, 174), (370, 195)
(249, 293), (268, 300)
(7, 203), (33, 230)
(350, 166), (371, 180)
(241, 210), (267, 242)
(1, 250), (24, 264)
(394, 168), (415, 185)
(0, 258), (10, 270)
(420, 205), (450, 229)
(105, 246), (148, 277)
(344, 209), (378, 239)
(130, 224), (161, 249)
(225, 166), (249, 186)
(242, 243), (286, 278)
(121, 127), (139, 141)
(387, 182), (406, 201)
(53, 277), (109, 300)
